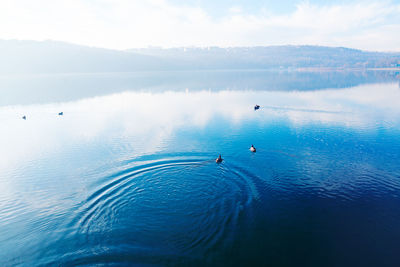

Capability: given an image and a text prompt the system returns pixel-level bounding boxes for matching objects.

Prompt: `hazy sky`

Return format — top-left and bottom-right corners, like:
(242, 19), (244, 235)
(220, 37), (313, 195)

(0, 0), (399, 51)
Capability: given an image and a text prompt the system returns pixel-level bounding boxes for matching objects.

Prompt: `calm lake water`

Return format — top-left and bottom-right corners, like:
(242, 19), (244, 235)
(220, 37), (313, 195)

(1, 70), (400, 266)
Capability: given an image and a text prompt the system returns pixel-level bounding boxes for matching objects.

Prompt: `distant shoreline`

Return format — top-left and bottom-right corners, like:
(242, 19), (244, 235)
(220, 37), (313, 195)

(367, 67), (400, 71)
(296, 67), (400, 72)
(2, 40), (400, 75)
(1, 67), (400, 77)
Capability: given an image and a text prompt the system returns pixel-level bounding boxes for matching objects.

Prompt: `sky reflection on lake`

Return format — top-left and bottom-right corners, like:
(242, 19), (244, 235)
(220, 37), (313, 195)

(1, 82), (399, 171)
(1, 81), (400, 266)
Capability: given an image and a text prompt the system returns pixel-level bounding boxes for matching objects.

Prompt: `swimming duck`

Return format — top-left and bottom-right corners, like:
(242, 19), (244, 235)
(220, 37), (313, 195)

(22, 115), (26, 120)
(216, 154), (223, 163)
(250, 144), (256, 152)
(254, 105), (260, 110)
(58, 112), (63, 116)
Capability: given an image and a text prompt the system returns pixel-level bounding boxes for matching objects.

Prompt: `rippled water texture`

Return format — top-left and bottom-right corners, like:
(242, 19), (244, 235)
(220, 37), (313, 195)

(1, 71), (400, 266)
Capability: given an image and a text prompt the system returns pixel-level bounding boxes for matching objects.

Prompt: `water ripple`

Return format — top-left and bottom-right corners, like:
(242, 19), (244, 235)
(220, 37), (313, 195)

(56, 155), (257, 264)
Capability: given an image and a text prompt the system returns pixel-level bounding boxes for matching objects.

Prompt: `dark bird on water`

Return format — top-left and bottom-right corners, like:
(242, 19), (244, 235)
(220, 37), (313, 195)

(216, 155), (223, 163)
(254, 105), (260, 110)
(22, 115), (26, 120)
(250, 144), (256, 152)
(58, 112), (63, 116)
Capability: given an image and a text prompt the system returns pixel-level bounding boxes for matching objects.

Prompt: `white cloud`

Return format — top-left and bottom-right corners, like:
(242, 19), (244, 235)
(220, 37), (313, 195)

(0, 0), (399, 51)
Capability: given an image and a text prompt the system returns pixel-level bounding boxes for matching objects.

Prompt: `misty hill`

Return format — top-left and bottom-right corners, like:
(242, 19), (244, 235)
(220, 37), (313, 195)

(1, 40), (400, 74)
(130, 46), (400, 69)
(0, 40), (169, 74)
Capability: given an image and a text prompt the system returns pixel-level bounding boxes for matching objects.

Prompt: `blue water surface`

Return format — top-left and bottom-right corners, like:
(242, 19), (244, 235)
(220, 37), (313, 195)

(0, 70), (400, 266)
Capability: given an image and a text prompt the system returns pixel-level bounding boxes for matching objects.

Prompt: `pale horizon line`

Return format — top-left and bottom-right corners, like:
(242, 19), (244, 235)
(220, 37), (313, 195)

(2, 38), (400, 54)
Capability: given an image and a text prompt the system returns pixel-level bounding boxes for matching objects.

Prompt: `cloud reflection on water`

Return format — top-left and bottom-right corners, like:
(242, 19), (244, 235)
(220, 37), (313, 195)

(0, 82), (399, 171)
